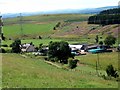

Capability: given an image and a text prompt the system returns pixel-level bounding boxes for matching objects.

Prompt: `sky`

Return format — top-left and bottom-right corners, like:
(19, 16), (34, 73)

(0, 0), (119, 14)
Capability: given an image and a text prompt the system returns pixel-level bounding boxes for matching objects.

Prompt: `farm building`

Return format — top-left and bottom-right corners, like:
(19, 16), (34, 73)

(87, 45), (111, 53)
(86, 45), (98, 50)
(69, 44), (87, 50)
(69, 44), (87, 55)
(20, 43), (35, 52)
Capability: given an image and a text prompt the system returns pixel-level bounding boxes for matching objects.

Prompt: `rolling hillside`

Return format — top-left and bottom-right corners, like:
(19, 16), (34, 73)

(3, 14), (91, 39)
(3, 14), (119, 45)
(2, 53), (118, 88)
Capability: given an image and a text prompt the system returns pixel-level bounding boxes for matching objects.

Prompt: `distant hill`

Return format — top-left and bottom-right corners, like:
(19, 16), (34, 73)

(2, 6), (118, 18)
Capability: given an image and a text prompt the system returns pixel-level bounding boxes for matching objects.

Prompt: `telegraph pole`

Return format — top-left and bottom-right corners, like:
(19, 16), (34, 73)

(19, 13), (23, 36)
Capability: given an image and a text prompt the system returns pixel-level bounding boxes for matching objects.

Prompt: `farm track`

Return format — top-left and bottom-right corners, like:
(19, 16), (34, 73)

(45, 61), (62, 69)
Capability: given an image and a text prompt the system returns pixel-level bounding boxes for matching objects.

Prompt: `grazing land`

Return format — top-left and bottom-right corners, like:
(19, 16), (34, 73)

(3, 14), (90, 39)
(2, 53), (118, 88)
(3, 14), (119, 45)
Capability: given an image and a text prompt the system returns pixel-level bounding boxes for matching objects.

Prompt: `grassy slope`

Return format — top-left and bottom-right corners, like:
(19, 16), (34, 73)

(76, 52), (118, 70)
(4, 23), (55, 38)
(3, 14), (90, 24)
(2, 39), (83, 47)
(3, 14), (91, 39)
(3, 14), (119, 46)
(2, 53), (118, 88)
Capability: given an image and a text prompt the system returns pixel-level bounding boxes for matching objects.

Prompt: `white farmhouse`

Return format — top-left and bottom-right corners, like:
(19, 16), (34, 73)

(20, 43), (35, 52)
(69, 44), (85, 50)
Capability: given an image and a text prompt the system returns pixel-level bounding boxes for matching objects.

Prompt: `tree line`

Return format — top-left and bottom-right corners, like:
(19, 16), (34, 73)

(99, 8), (120, 15)
(88, 8), (120, 25)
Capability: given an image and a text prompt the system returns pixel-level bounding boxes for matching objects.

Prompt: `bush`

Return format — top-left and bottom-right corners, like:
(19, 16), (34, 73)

(6, 49), (12, 53)
(44, 57), (48, 61)
(49, 58), (55, 62)
(69, 59), (78, 69)
(99, 41), (103, 45)
(106, 64), (119, 78)
(39, 36), (42, 39)
(9, 44), (13, 47)
(2, 44), (8, 47)
(54, 57), (59, 62)
(0, 48), (6, 53)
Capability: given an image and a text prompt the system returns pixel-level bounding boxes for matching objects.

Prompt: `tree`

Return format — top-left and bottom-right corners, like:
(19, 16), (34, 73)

(1, 33), (5, 41)
(12, 39), (21, 53)
(53, 27), (56, 30)
(104, 35), (116, 46)
(56, 22), (61, 27)
(99, 41), (103, 45)
(48, 41), (72, 64)
(39, 36), (42, 39)
(95, 35), (99, 43)
(39, 43), (43, 50)
(106, 64), (119, 78)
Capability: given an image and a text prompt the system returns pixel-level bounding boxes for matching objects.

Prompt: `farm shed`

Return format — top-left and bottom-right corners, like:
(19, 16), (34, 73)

(20, 43), (35, 52)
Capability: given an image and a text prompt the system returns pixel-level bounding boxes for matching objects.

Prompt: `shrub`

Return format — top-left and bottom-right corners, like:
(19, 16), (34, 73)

(49, 58), (55, 62)
(53, 27), (56, 30)
(9, 44), (13, 47)
(39, 36), (42, 39)
(69, 59), (78, 69)
(0, 48), (6, 53)
(54, 57), (59, 62)
(99, 41), (103, 45)
(44, 57), (48, 61)
(9, 38), (12, 40)
(2, 44), (8, 47)
(95, 35), (99, 43)
(6, 49), (12, 53)
(106, 64), (119, 78)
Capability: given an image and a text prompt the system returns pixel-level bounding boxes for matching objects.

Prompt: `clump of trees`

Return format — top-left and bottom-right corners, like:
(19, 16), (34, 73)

(97, 35), (116, 47)
(12, 39), (21, 53)
(48, 41), (74, 64)
(88, 8), (120, 25)
(53, 22), (61, 30)
(104, 35), (116, 46)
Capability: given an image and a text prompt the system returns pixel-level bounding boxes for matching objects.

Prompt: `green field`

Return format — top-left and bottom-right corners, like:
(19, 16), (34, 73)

(2, 53), (118, 88)
(3, 14), (91, 39)
(3, 14), (118, 46)
(4, 23), (55, 38)
(2, 38), (88, 47)
(76, 52), (119, 70)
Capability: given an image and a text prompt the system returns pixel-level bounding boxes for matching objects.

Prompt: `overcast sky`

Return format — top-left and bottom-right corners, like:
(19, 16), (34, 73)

(0, 0), (119, 14)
